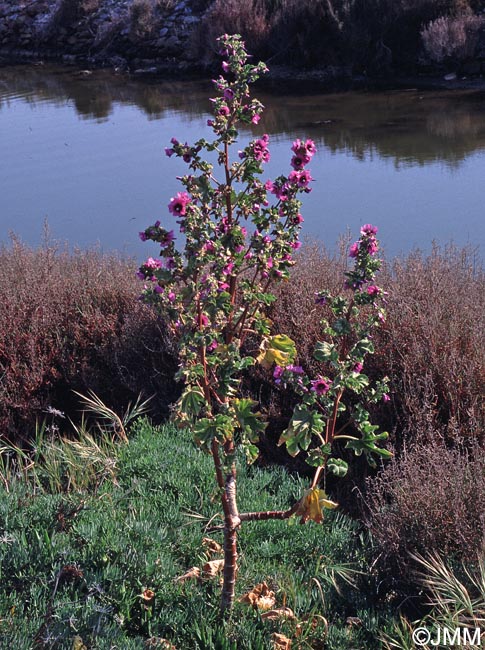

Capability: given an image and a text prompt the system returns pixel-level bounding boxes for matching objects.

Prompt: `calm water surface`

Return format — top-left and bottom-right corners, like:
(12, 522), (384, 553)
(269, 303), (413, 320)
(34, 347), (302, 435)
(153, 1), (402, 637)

(1, 64), (485, 259)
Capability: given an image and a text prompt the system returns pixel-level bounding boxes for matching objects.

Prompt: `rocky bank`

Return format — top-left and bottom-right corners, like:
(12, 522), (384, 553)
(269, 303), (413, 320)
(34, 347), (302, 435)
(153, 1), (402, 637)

(0, 0), (207, 74)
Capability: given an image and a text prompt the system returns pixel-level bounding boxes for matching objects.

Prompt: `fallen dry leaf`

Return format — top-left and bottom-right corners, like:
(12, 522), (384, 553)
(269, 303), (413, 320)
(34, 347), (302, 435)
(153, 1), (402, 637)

(145, 639), (176, 649)
(272, 632), (292, 649)
(240, 581), (276, 610)
(141, 588), (155, 604)
(202, 537), (223, 554)
(295, 614), (328, 638)
(202, 559), (224, 578)
(174, 567), (200, 583)
(261, 607), (296, 621)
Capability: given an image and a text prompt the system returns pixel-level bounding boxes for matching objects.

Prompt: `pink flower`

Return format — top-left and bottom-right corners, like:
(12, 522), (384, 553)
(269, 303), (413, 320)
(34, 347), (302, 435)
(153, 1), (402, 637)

(252, 136), (270, 163)
(160, 230), (175, 247)
(167, 291), (176, 302)
(218, 105), (230, 116)
(353, 362), (363, 373)
(349, 242), (359, 258)
(264, 180), (274, 192)
(145, 257), (162, 269)
(383, 393), (390, 402)
(154, 285), (164, 294)
(367, 285), (380, 296)
(287, 364), (304, 374)
(291, 154), (309, 170)
(168, 192), (191, 217)
(199, 314), (209, 327)
(361, 224), (378, 236)
(273, 365), (284, 384)
(311, 377), (332, 395)
(224, 88), (235, 101)
(222, 61), (230, 73)
(251, 114), (260, 124)
(290, 241), (302, 250)
(366, 238), (379, 255)
(139, 231), (148, 242)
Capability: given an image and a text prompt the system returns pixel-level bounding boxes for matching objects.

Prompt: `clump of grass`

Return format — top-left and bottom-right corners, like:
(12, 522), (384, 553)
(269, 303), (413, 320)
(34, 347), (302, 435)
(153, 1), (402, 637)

(0, 420), (392, 649)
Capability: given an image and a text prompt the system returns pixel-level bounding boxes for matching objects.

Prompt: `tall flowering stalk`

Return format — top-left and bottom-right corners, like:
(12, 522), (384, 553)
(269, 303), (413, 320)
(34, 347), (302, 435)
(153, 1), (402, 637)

(138, 34), (314, 612)
(276, 225), (392, 522)
(138, 35), (390, 613)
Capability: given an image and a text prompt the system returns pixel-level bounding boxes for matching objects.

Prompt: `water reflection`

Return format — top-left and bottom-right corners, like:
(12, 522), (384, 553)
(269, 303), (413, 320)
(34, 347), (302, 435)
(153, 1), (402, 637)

(2, 64), (485, 167)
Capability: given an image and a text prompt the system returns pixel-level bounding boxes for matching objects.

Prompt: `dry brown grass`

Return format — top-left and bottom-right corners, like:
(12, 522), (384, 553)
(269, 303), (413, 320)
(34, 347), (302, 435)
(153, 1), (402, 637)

(0, 236), (178, 442)
(364, 441), (485, 591)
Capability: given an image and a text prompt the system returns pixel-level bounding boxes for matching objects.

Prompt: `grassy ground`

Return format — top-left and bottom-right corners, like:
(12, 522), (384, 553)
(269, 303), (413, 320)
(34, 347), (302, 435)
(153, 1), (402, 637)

(0, 420), (395, 649)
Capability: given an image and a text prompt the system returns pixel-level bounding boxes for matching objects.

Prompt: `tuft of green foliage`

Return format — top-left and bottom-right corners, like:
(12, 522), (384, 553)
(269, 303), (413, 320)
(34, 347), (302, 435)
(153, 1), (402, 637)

(0, 421), (397, 649)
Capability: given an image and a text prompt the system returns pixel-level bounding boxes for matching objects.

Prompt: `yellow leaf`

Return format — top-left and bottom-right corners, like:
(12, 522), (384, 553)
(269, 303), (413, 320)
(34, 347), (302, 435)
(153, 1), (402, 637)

(72, 637), (87, 650)
(295, 488), (338, 524)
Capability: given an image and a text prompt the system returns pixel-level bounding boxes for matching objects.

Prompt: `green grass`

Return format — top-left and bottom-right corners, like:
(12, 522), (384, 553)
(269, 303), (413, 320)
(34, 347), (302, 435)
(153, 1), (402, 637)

(0, 421), (393, 648)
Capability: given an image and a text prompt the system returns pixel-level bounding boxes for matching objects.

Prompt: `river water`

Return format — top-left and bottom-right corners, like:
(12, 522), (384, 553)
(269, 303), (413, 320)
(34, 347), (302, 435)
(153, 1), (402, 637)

(1, 64), (484, 260)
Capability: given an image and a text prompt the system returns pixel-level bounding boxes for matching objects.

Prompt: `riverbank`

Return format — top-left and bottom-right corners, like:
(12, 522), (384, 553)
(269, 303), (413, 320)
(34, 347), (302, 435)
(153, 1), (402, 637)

(2, 0), (485, 88)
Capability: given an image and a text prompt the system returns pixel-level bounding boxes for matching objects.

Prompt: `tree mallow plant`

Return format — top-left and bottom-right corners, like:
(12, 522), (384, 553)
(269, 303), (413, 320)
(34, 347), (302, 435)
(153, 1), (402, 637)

(138, 34), (390, 613)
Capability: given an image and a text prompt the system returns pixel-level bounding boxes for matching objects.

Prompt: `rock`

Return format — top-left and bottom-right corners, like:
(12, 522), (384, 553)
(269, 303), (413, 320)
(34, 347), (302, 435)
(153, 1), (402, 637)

(443, 72), (457, 81)
(133, 66), (157, 74)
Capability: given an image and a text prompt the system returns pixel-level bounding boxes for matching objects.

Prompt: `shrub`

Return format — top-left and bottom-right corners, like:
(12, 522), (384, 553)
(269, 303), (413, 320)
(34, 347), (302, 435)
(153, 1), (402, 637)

(0, 235), (178, 442)
(421, 10), (485, 63)
(130, 0), (156, 39)
(191, 0), (271, 63)
(364, 441), (485, 593)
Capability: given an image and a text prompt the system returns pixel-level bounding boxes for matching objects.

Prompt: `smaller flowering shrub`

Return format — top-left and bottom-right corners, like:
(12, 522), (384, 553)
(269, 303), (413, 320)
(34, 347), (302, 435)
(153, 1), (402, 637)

(275, 224), (391, 522)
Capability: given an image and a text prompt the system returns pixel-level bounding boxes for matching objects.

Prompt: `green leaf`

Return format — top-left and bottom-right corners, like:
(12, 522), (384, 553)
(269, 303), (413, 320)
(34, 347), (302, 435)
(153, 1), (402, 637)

(313, 341), (337, 363)
(327, 458), (348, 478)
(179, 388), (206, 418)
(278, 405), (325, 457)
(232, 398), (266, 442)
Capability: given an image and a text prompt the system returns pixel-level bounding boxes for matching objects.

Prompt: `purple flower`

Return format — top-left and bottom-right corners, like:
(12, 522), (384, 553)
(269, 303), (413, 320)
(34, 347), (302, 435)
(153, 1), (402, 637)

(168, 192), (191, 217)
(222, 61), (230, 73)
(165, 147), (175, 157)
(160, 230), (175, 247)
(167, 291), (176, 303)
(367, 285), (380, 296)
(224, 88), (235, 101)
(145, 257), (162, 269)
(154, 285), (164, 294)
(366, 238), (379, 256)
(353, 362), (363, 374)
(218, 105), (230, 116)
(139, 231), (148, 242)
(314, 292), (327, 306)
(361, 224), (378, 236)
(349, 242), (359, 258)
(311, 376), (332, 395)
(251, 114), (261, 124)
(273, 365), (284, 384)
(383, 393), (390, 402)
(290, 241), (302, 250)
(287, 364), (304, 374)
